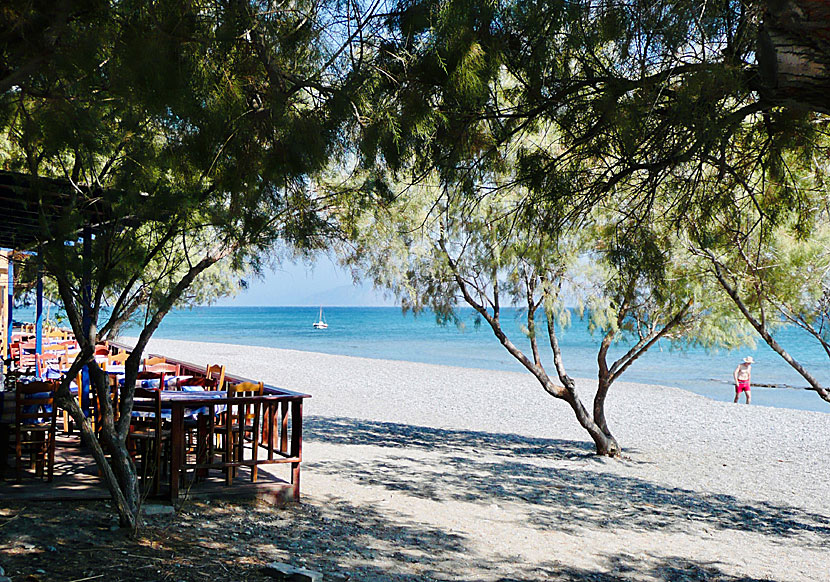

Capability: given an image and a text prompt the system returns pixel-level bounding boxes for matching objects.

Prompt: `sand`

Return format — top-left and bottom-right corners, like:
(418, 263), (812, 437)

(141, 337), (830, 581)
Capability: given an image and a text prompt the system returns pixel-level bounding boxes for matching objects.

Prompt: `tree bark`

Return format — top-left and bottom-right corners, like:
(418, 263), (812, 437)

(561, 380), (620, 457)
(759, 0), (830, 113)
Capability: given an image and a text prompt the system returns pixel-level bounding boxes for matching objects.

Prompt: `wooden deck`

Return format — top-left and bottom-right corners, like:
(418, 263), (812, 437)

(0, 434), (297, 505)
(2, 340), (308, 505)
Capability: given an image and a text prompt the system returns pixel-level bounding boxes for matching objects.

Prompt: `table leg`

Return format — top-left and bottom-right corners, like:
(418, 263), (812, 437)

(196, 415), (208, 479)
(170, 405), (183, 500)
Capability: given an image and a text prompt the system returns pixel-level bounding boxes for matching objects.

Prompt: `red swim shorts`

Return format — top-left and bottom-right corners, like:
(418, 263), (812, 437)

(736, 380), (751, 394)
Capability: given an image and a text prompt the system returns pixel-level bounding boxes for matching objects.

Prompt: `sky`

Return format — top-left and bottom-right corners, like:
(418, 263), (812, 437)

(218, 253), (396, 307)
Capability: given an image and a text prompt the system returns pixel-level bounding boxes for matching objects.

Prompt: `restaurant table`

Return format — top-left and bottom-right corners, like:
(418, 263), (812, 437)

(158, 389), (227, 496)
(146, 363), (179, 375)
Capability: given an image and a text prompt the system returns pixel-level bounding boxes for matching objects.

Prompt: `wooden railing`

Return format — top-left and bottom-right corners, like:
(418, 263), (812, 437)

(108, 341), (310, 501)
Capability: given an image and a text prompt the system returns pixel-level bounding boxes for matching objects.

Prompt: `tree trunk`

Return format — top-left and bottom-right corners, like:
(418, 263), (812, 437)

(595, 334), (618, 449)
(593, 376), (616, 442)
(560, 378), (621, 457)
(759, 0), (830, 113)
(102, 431), (141, 521)
(54, 384), (138, 528)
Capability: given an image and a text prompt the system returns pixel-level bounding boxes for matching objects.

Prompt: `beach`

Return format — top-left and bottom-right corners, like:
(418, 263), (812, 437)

(134, 337), (830, 581)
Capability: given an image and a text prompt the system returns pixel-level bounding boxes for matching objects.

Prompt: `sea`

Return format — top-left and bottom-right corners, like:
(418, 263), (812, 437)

(16, 305), (830, 414)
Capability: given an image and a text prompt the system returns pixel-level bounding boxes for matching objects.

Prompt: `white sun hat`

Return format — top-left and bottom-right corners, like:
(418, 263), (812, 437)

(743, 356), (755, 364)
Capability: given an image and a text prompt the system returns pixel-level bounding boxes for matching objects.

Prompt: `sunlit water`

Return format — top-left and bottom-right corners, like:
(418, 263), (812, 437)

(16, 305), (829, 413)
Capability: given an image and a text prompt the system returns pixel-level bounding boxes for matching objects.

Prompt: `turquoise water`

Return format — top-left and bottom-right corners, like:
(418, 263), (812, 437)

(16, 305), (830, 413)
(140, 306), (829, 414)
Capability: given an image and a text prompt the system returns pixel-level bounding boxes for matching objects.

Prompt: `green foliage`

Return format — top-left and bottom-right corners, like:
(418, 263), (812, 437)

(1, 0), (383, 524)
(1, 0), (371, 325)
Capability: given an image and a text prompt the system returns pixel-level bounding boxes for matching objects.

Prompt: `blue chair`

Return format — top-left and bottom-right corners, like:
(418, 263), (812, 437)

(15, 380), (58, 481)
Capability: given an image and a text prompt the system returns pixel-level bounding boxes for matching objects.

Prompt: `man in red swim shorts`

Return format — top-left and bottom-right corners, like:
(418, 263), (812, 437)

(733, 356), (753, 404)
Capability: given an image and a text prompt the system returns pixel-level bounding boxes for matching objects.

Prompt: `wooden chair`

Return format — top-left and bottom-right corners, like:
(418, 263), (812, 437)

(129, 387), (169, 496)
(15, 381), (58, 481)
(224, 381), (264, 484)
(15, 343), (37, 372)
(43, 343), (68, 356)
(205, 364), (226, 390)
(108, 351), (129, 366)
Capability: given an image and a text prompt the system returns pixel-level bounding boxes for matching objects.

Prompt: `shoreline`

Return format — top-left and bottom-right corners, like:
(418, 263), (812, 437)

(127, 334), (830, 415)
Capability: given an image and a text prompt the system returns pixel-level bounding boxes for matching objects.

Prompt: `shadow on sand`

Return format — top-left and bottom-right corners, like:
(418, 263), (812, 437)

(304, 416), (829, 542)
(243, 488), (784, 582)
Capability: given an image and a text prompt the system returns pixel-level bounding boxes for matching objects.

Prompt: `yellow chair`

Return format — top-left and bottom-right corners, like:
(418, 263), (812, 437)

(206, 364), (226, 390)
(108, 351), (129, 366)
(143, 356), (166, 367)
(224, 381), (264, 483)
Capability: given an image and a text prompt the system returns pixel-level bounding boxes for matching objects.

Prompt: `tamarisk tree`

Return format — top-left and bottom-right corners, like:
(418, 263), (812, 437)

(346, 175), (744, 456)
(683, 119), (830, 403)
(1, 0), (379, 527)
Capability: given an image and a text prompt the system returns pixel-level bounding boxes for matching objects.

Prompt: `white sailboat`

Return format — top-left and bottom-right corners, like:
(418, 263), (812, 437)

(312, 307), (328, 329)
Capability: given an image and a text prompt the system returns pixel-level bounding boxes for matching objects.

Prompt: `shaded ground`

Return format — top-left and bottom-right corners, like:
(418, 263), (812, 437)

(0, 416), (827, 581)
(0, 498), (779, 582)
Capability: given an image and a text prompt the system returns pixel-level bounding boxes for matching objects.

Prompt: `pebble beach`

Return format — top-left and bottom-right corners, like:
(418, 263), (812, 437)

(143, 337), (830, 581)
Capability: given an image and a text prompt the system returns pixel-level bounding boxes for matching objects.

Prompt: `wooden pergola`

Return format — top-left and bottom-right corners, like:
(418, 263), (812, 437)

(0, 170), (108, 362)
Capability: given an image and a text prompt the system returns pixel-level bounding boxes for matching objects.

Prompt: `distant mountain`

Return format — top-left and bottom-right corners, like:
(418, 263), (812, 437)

(303, 283), (396, 307)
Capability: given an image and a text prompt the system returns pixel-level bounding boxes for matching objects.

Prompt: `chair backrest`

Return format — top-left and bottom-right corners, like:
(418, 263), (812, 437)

(132, 387), (163, 433)
(227, 381), (264, 426)
(144, 356), (166, 367)
(229, 381), (264, 396)
(206, 364), (226, 389)
(45, 329), (71, 341)
(135, 371), (164, 388)
(108, 351), (129, 365)
(133, 386), (161, 406)
(15, 381), (58, 426)
(179, 376), (218, 391)
(43, 343), (67, 354)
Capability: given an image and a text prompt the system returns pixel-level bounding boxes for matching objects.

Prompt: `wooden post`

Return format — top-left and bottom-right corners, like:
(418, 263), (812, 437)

(170, 402), (184, 500)
(280, 401), (289, 454)
(81, 226), (91, 411)
(35, 250), (43, 355)
(5, 257), (12, 351)
(290, 399), (302, 501)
